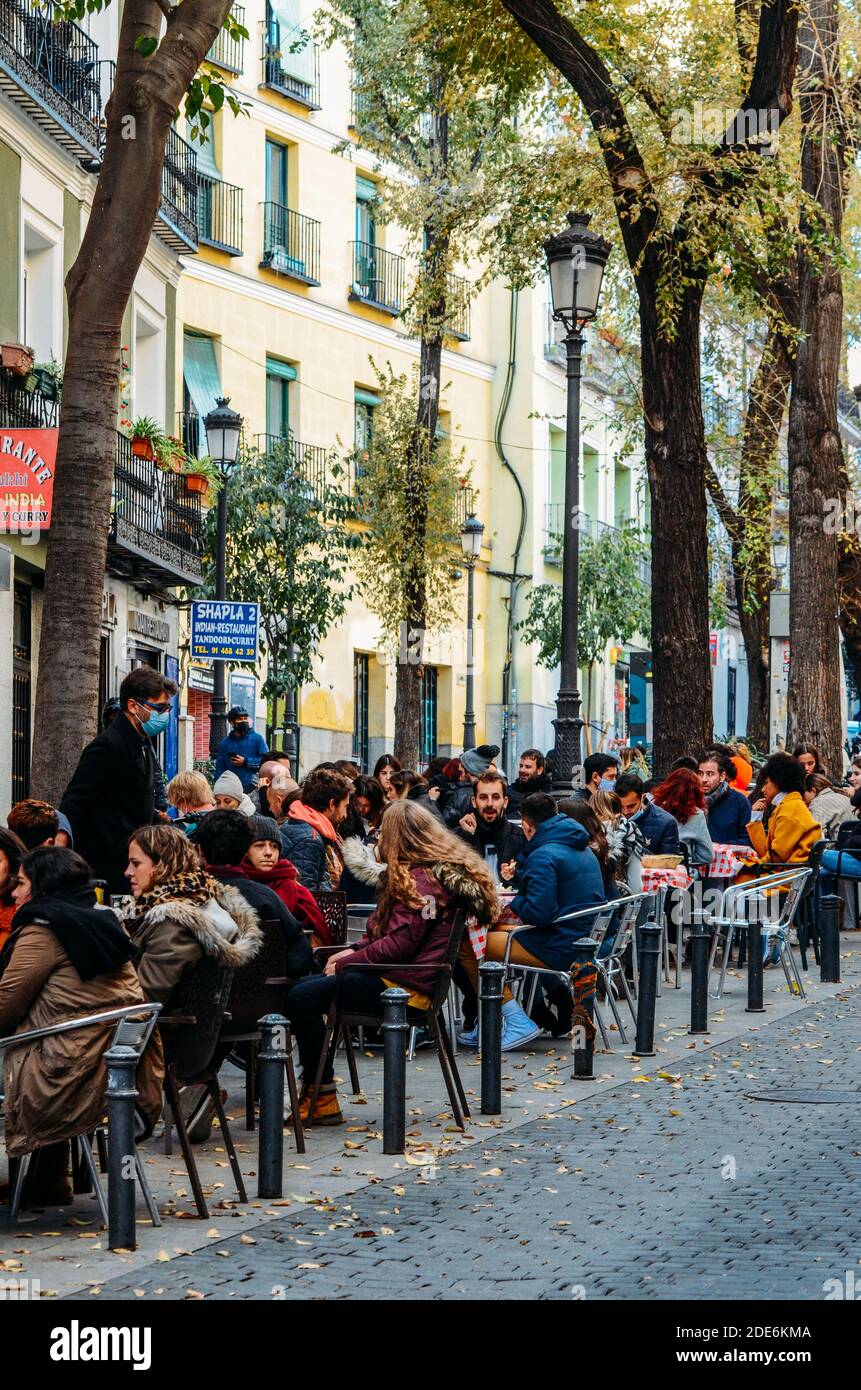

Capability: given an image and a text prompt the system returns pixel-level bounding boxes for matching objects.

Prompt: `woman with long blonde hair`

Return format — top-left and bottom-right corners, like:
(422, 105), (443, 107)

(283, 800), (501, 1126)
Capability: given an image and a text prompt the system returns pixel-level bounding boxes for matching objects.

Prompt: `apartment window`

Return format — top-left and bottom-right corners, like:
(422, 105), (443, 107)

(355, 175), (377, 246)
(352, 652), (369, 770)
(134, 308), (163, 424)
(265, 138), (288, 206)
(182, 331), (221, 456)
(727, 665), (737, 737)
(23, 223), (59, 364)
(420, 666), (438, 764)
(266, 356), (297, 440)
(354, 387), (379, 479)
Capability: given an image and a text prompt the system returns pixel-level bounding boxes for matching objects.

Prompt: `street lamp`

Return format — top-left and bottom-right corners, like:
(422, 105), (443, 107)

(544, 211), (611, 794)
(460, 512), (484, 752)
(205, 396), (244, 759)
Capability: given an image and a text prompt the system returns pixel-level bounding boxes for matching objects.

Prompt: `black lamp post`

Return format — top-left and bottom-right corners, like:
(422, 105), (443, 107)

(544, 212), (611, 794)
(460, 512), (484, 752)
(281, 472), (316, 777)
(205, 396), (243, 760)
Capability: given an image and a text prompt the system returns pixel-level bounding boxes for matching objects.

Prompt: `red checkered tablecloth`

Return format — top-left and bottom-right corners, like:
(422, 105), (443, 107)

(641, 865), (693, 894)
(709, 843), (758, 878)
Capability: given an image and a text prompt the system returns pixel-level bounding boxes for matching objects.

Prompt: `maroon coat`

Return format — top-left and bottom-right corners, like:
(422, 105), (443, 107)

(334, 864), (476, 995)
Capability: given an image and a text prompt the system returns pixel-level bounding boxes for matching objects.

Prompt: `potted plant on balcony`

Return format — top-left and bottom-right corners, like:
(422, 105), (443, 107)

(1, 343), (35, 377)
(181, 454), (221, 501)
(130, 416), (165, 462)
(31, 358), (63, 402)
(156, 435), (188, 473)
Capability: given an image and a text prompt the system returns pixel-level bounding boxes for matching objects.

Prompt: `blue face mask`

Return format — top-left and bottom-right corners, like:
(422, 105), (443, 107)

(598, 778), (616, 791)
(140, 707), (171, 737)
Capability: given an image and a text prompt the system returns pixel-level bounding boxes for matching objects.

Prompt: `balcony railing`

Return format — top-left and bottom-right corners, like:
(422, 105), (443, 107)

(0, 0), (107, 159)
(198, 173), (243, 256)
(349, 241), (405, 316)
(260, 17), (320, 108)
(260, 203), (320, 284)
(255, 432), (329, 497)
(157, 126), (198, 254)
(207, 4), (245, 73)
(0, 370), (59, 428)
(110, 433), (204, 588)
(444, 273), (470, 341)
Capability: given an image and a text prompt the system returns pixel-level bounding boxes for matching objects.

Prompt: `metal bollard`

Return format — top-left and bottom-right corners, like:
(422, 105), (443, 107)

(569, 937), (598, 1079)
(634, 923), (662, 1057)
(819, 894), (841, 983)
(257, 1013), (288, 1198)
(105, 1045), (138, 1252)
(689, 911), (710, 1035)
(381, 987), (410, 1154)
(746, 917), (765, 1012)
(479, 961), (505, 1114)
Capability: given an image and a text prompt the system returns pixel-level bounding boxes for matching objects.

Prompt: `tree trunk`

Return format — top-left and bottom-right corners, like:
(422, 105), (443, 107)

(393, 329), (443, 767)
(499, 0), (797, 775)
(30, 0), (232, 805)
(393, 96), (448, 769)
(639, 286), (714, 773)
(786, 0), (846, 773)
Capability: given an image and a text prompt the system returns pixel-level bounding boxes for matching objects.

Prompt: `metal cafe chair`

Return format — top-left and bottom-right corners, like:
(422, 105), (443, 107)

(706, 868), (811, 1000)
(0, 1003), (162, 1224)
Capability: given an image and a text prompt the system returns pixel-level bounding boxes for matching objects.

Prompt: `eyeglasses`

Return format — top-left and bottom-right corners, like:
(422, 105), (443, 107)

(137, 698), (172, 714)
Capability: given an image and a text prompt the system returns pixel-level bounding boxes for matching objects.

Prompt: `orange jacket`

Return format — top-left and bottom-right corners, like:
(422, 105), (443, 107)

(730, 754), (753, 792)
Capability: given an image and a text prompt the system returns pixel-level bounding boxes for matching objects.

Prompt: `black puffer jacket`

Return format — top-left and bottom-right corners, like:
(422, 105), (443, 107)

(279, 821), (330, 891)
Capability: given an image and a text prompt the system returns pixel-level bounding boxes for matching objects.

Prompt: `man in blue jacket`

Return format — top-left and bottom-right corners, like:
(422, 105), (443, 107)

(616, 772), (681, 855)
(698, 750), (752, 846)
(214, 706), (269, 792)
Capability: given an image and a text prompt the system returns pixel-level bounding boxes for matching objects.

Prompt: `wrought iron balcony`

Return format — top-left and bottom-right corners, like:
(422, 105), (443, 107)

(260, 203), (320, 284)
(156, 126), (199, 254)
(444, 272), (470, 341)
(0, 369), (59, 428)
(255, 432), (330, 499)
(349, 241), (405, 316)
(198, 173), (243, 256)
(0, 0), (107, 160)
(207, 3), (245, 73)
(109, 433), (204, 588)
(260, 16), (320, 108)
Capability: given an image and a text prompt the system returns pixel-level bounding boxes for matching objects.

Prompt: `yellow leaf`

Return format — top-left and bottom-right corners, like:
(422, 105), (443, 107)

(239, 1235), (256, 1245)
(184, 1289), (205, 1300)
(481, 1168), (503, 1177)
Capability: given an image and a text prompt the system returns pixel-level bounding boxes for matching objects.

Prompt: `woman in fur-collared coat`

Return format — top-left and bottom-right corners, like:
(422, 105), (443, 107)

(122, 825), (262, 1011)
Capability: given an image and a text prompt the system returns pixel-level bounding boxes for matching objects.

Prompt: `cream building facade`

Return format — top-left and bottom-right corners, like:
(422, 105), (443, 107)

(0, 0), (653, 800)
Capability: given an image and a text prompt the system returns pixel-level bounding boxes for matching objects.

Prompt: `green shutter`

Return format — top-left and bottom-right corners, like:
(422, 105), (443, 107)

(183, 332), (221, 426)
(266, 356), (297, 381)
(354, 387), (380, 407)
(356, 176), (376, 202)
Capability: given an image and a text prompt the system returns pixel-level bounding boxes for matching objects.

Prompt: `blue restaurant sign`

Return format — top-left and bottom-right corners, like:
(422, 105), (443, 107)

(191, 600), (259, 662)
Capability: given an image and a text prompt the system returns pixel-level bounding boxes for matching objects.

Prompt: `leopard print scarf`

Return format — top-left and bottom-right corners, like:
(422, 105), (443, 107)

(121, 869), (223, 930)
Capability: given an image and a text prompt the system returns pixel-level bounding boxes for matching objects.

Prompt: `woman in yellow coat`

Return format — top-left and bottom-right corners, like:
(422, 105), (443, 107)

(745, 752), (821, 868)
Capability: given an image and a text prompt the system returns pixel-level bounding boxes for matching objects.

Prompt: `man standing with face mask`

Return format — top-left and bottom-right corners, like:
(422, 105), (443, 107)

(214, 706), (269, 794)
(59, 667), (179, 893)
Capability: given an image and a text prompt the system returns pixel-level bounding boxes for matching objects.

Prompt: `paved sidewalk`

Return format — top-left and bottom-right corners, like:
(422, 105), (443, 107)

(19, 935), (858, 1301)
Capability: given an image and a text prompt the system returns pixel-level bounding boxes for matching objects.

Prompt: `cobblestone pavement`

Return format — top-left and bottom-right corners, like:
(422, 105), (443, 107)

(90, 983), (861, 1301)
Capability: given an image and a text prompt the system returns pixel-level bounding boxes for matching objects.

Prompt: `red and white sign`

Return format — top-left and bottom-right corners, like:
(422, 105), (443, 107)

(0, 428), (57, 532)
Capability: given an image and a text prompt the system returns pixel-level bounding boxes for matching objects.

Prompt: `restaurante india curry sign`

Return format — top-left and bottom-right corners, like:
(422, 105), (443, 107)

(0, 428), (57, 532)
